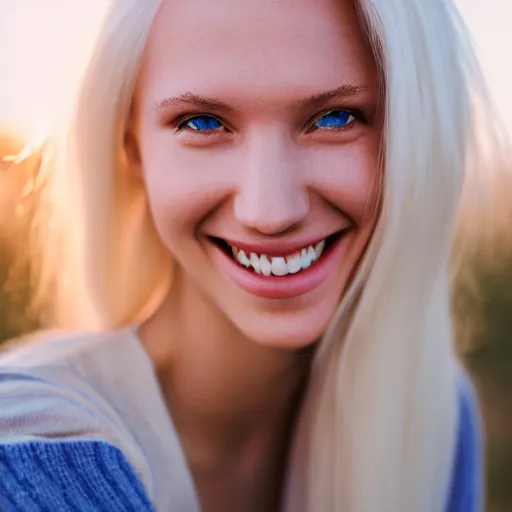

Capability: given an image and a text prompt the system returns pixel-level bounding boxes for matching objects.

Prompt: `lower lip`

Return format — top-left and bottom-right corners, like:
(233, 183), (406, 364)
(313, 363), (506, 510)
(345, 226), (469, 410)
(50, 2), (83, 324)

(211, 235), (349, 299)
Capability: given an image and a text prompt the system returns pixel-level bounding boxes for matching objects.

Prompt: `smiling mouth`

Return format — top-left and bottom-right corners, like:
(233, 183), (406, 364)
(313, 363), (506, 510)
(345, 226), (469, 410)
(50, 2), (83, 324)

(210, 231), (346, 277)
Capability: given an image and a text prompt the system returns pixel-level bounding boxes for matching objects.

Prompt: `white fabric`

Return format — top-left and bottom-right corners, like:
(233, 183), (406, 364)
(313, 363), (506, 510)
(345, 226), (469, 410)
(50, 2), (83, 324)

(0, 326), (201, 512)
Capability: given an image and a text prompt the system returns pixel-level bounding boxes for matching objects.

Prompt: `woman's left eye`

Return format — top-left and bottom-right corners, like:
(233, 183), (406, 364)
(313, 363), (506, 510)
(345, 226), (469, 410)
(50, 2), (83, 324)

(312, 110), (356, 130)
(178, 115), (224, 132)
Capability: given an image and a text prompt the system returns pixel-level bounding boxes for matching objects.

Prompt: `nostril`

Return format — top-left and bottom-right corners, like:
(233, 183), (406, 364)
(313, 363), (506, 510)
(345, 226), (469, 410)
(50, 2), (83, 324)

(233, 190), (309, 236)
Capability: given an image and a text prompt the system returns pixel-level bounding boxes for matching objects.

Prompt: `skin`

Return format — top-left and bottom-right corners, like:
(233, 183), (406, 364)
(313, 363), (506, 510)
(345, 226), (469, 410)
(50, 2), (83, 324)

(129, 0), (381, 509)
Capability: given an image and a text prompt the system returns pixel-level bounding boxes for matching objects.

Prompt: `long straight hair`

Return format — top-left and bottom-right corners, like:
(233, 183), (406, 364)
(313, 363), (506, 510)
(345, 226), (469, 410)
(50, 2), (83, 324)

(31, 0), (485, 510)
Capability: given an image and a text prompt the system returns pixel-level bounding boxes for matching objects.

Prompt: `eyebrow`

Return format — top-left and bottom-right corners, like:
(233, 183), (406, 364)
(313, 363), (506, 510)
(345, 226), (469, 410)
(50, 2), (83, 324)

(153, 84), (369, 113)
(300, 84), (369, 108)
(154, 92), (234, 113)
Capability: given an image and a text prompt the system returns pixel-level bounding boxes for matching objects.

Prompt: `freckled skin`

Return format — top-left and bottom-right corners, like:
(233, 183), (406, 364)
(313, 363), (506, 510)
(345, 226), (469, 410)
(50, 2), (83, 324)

(132, 0), (381, 349)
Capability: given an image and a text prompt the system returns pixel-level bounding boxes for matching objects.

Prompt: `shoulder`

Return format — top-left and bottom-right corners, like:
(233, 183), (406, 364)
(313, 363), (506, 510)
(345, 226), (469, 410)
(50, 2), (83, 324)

(0, 326), (145, 449)
(0, 327), (155, 509)
(0, 328), (113, 426)
(446, 370), (483, 512)
(0, 326), (132, 367)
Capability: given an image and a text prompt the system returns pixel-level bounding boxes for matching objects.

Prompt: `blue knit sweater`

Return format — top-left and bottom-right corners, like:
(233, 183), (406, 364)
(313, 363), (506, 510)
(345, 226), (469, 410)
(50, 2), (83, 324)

(0, 330), (482, 512)
(0, 376), (483, 512)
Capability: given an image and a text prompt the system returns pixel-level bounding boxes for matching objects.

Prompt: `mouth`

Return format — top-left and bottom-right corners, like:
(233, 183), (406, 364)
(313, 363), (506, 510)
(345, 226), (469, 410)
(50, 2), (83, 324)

(210, 231), (346, 277)
(208, 230), (351, 299)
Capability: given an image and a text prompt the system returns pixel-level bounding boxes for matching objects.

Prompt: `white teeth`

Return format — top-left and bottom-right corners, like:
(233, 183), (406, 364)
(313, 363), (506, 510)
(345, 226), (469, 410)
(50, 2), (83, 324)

(229, 238), (329, 276)
(237, 249), (251, 268)
(271, 257), (288, 276)
(249, 252), (261, 273)
(315, 240), (325, 259)
(300, 248), (312, 270)
(286, 253), (302, 274)
(260, 255), (272, 277)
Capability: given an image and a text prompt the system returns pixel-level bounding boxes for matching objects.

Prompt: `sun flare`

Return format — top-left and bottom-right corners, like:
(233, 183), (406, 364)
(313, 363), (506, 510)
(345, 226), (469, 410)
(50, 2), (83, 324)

(2, 120), (50, 165)
(0, 1), (108, 139)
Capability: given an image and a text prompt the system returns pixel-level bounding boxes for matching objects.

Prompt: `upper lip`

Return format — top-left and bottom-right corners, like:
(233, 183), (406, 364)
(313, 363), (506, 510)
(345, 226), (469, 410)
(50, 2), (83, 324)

(213, 229), (348, 257)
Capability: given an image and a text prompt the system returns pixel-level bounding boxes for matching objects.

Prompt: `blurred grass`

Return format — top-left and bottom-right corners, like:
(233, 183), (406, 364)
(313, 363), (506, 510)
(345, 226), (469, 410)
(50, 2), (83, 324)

(0, 240), (20, 342)
(454, 249), (512, 512)
(0, 131), (511, 511)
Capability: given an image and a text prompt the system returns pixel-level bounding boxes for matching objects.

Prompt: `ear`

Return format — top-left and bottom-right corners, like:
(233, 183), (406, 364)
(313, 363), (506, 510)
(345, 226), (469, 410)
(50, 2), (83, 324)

(123, 111), (143, 180)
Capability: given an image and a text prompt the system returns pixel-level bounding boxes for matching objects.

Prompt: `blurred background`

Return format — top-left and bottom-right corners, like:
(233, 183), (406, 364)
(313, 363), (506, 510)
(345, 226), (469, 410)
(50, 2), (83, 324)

(0, 1), (511, 510)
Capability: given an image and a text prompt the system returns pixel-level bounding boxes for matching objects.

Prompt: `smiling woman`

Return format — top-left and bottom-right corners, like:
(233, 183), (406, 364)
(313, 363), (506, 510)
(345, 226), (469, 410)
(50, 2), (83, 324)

(0, 0), (489, 511)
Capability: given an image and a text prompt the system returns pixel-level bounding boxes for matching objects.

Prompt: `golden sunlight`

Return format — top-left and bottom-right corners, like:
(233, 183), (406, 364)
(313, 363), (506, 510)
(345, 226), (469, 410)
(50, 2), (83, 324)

(2, 120), (49, 165)
(0, 1), (107, 137)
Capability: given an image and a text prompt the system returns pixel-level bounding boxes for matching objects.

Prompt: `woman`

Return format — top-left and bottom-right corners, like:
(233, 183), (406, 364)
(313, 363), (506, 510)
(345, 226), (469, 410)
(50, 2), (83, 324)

(0, 0), (484, 510)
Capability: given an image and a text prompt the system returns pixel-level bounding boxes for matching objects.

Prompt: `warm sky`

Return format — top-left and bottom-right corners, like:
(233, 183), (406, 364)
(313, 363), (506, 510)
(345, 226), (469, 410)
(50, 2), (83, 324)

(0, 0), (510, 136)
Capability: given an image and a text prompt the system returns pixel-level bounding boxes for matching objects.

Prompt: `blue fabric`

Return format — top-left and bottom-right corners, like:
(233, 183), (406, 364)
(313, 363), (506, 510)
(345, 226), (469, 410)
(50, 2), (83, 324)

(445, 375), (483, 512)
(0, 378), (482, 512)
(0, 441), (155, 511)
(0, 493), (18, 512)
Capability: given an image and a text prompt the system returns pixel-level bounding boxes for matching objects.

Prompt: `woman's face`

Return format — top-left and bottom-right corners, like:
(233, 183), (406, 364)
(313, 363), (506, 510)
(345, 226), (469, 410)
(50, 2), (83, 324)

(132, 0), (381, 348)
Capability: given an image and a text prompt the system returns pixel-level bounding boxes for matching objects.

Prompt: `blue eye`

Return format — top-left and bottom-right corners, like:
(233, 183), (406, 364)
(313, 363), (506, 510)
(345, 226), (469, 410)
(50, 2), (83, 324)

(181, 115), (223, 132)
(314, 110), (355, 130)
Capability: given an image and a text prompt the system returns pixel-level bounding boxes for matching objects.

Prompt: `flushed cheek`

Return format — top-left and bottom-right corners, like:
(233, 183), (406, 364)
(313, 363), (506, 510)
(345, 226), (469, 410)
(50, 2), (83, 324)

(139, 127), (240, 184)
(147, 178), (223, 228)
(140, 148), (236, 232)
(301, 142), (379, 222)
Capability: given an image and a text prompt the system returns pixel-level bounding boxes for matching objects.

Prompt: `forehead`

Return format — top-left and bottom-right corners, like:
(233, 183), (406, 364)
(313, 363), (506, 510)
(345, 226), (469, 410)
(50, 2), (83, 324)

(138, 0), (377, 107)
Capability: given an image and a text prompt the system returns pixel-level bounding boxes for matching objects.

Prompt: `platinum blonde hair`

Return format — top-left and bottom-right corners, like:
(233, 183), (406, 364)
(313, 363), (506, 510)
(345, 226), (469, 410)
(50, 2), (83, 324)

(33, 0), (486, 510)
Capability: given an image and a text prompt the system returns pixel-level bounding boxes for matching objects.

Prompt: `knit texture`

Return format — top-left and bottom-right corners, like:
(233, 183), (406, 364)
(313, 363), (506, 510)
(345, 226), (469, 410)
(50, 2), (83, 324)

(0, 327), (482, 512)
(0, 378), (482, 512)
(0, 441), (155, 511)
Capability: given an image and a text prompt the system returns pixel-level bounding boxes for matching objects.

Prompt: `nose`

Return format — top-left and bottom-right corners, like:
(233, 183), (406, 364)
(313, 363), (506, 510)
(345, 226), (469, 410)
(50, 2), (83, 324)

(234, 133), (309, 235)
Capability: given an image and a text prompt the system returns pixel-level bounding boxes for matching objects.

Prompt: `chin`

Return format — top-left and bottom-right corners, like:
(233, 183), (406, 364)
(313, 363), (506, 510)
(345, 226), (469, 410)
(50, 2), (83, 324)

(232, 303), (338, 350)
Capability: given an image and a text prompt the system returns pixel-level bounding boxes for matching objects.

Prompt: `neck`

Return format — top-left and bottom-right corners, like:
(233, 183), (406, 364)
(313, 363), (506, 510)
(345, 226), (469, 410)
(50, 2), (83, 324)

(139, 267), (312, 474)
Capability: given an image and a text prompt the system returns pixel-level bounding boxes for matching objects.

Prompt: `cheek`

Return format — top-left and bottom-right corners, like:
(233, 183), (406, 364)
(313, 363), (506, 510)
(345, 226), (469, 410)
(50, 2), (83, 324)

(138, 135), (232, 234)
(305, 137), (380, 223)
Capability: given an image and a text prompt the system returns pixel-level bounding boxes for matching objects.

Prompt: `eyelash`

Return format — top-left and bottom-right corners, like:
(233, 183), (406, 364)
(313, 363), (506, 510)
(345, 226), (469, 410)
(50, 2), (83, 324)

(174, 109), (364, 135)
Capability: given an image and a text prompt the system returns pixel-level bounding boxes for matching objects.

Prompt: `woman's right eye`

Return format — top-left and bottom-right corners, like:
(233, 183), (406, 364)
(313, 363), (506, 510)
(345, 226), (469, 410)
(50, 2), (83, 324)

(177, 115), (225, 133)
